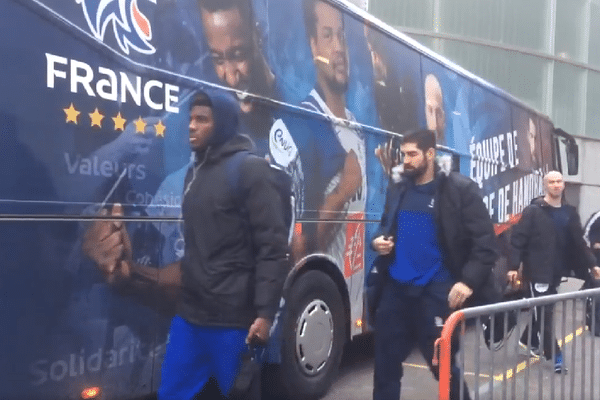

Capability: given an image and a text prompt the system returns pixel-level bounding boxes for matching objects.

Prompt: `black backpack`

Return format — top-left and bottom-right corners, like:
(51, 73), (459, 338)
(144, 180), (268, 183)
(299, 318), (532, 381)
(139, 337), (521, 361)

(226, 150), (295, 244)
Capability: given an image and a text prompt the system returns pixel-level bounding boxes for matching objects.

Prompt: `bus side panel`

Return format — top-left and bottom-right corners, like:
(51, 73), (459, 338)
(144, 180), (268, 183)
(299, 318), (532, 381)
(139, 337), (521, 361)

(0, 218), (171, 399)
(420, 56), (549, 227)
(0, 1), (190, 398)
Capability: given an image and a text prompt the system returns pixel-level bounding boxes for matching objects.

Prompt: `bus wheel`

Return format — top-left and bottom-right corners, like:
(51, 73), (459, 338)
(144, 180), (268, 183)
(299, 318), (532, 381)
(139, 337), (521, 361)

(280, 270), (346, 400)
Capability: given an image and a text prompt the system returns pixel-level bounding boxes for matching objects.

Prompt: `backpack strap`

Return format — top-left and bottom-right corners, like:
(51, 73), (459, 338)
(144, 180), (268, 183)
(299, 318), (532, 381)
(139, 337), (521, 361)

(226, 150), (295, 244)
(225, 150), (253, 209)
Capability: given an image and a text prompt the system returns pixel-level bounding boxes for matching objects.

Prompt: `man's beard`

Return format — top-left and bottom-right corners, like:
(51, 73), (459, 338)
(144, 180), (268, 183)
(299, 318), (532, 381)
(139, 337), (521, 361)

(402, 161), (427, 180)
(240, 104), (272, 139)
(326, 74), (348, 95)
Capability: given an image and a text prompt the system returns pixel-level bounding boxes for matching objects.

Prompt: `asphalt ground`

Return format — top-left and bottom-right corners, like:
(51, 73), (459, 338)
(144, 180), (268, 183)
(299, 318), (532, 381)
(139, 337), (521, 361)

(322, 278), (600, 400)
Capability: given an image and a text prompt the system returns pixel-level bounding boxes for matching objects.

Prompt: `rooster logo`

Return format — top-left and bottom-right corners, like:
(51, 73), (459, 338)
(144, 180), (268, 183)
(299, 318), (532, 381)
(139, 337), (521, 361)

(76, 0), (156, 55)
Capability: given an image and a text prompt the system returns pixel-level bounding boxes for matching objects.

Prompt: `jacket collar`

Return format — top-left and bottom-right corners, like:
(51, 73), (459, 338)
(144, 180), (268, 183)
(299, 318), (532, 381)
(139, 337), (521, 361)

(531, 196), (566, 208)
(194, 134), (255, 166)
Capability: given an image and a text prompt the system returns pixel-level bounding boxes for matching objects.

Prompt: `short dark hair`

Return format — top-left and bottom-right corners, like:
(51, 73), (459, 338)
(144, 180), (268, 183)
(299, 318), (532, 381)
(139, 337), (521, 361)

(197, 0), (252, 23)
(365, 26), (390, 62)
(402, 129), (436, 153)
(303, 0), (319, 41)
(303, 0), (344, 42)
(190, 91), (212, 110)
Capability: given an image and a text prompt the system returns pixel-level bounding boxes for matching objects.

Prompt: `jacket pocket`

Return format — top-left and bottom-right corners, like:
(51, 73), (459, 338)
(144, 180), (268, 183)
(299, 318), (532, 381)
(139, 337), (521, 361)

(209, 263), (254, 314)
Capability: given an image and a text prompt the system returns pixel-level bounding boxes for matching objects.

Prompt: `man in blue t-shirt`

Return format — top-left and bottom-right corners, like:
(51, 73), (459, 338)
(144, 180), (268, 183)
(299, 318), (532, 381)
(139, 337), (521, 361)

(371, 129), (498, 400)
(509, 171), (600, 373)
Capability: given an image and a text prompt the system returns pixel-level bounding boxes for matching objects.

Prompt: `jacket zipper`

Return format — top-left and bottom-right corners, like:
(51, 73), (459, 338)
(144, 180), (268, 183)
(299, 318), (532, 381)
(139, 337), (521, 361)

(183, 148), (210, 198)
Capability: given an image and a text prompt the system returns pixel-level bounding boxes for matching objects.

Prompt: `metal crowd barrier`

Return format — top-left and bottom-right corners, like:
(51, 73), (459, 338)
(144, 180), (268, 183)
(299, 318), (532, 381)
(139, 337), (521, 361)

(433, 286), (600, 400)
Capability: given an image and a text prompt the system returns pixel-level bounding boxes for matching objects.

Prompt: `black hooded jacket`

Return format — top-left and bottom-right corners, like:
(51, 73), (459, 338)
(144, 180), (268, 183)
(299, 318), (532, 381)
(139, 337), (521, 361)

(510, 197), (597, 285)
(178, 91), (290, 329)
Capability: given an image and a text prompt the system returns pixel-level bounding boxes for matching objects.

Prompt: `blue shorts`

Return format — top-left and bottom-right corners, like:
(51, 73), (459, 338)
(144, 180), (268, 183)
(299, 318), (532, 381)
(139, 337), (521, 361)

(158, 315), (248, 400)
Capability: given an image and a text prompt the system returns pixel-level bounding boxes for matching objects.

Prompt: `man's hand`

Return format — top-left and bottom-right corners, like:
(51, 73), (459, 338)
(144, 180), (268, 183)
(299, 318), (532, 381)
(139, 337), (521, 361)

(593, 243), (600, 250)
(448, 282), (473, 309)
(375, 139), (401, 177)
(507, 270), (522, 288)
(246, 317), (272, 345)
(372, 235), (394, 256)
(83, 203), (132, 284)
(592, 266), (600, 280)
(83, 207), (121, 274)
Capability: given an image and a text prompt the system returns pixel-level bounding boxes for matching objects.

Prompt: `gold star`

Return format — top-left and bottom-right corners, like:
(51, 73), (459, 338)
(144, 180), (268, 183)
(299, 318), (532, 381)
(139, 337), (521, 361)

(89, 108), (104, 128)
(112, 112), (127, 131)
(63, 103), (80, 124)
(154, 120), (166, 137)
(134, 116), (147, 134)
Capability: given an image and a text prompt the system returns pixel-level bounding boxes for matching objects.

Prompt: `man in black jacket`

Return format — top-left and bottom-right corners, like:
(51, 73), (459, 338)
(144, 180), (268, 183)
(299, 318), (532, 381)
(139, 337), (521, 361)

(371, 129), (497, 400)
(84, 90), (290, 399)
(508, 171), (600, 373)
(584, 209), (600, 264)
(584, 209), (600, 335)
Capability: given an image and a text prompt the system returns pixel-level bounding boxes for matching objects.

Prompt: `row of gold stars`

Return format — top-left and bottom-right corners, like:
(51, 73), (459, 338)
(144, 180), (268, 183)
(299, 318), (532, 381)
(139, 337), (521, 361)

(63, 103), (166, 137)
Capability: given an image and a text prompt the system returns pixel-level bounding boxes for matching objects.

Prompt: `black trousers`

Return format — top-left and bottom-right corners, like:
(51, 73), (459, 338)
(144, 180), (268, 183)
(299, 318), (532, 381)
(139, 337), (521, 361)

(373, 279), (471, 400)
(520, 282), (561, 360)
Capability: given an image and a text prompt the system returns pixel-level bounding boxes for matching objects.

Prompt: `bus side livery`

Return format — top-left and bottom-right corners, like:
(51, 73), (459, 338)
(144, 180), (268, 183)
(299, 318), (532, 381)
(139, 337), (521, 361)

(0, 0), (578, 399)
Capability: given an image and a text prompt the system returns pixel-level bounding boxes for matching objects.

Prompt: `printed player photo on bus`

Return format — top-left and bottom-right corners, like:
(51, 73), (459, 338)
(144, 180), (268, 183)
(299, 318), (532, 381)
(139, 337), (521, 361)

(197, 0), (305, 220)
(364, 25), (421, 137)
(421, 57), (467, 151)
(512, 107), (546, 173)
(298, 0), (366, 268)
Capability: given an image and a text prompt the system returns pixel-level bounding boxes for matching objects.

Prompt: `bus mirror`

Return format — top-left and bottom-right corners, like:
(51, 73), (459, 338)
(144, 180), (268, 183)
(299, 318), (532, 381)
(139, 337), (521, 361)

(565, 140), (579, 175)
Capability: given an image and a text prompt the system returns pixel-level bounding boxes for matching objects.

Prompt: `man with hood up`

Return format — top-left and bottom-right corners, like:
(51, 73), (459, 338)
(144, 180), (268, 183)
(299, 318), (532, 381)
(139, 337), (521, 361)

(84, 89), (290, 399)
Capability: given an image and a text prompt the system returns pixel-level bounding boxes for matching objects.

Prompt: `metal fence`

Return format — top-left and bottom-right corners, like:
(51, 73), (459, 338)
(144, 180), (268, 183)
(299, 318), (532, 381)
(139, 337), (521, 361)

(434, 286), (600, 400)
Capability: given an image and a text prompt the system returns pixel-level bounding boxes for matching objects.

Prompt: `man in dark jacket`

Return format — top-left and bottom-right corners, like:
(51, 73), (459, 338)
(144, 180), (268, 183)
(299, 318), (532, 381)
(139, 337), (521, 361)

(584, 209), (600, 264)
(84, 90), (290, 399)
(508, 171), (600, 373)
(371, 129), (497, 400)
(584, 209), (600, 335)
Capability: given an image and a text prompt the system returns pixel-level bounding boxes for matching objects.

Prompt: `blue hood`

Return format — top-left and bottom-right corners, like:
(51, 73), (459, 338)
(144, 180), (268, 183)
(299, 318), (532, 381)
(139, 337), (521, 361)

(205, 89), (240, 148)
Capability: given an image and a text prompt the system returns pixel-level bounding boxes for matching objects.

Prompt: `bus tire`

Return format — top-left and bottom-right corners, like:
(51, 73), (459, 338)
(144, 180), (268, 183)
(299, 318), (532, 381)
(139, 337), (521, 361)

(280, 269), (346, 400)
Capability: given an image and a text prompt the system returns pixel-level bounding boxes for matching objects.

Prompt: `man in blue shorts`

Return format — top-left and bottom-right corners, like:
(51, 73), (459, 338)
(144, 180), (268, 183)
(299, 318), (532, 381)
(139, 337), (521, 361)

(84, 90), (290, 399)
